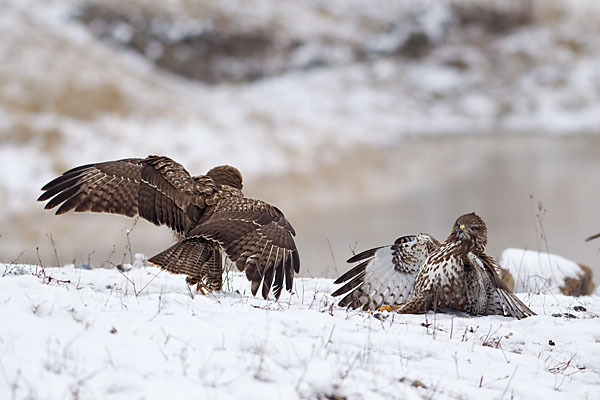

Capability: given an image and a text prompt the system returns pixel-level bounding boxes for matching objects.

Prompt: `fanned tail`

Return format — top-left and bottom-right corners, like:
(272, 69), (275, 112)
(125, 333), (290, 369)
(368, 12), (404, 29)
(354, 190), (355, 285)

(202, 247), (223, 291)
(148, 237), (215, 287)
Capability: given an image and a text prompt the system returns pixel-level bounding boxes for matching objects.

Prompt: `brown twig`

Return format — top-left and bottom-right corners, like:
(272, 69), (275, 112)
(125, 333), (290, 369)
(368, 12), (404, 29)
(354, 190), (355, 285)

(125, 217), (139, 265)
(326, 237), (339, 276)
(46, 233), (60, 267)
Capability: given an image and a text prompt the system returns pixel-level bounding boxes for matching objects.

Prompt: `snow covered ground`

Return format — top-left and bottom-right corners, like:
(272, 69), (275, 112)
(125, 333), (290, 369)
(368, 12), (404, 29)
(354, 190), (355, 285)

(2, 0), (600, 278)
(1, 260), (599, 400)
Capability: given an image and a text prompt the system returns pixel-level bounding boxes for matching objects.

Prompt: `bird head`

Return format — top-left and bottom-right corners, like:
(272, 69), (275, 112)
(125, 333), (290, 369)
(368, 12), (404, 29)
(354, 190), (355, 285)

(206, 165), (243, 190)
(450, 212), (487, 248)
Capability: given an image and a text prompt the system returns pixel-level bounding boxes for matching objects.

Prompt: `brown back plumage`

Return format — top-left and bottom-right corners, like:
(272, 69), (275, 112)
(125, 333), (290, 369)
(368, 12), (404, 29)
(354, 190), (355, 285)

(205, 165), (243, 190)
(38, 155), (299, 299)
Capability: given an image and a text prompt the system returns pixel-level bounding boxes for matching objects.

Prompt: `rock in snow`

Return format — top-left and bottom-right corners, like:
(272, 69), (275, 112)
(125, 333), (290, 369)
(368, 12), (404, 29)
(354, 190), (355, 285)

(499, 248), (595, 296)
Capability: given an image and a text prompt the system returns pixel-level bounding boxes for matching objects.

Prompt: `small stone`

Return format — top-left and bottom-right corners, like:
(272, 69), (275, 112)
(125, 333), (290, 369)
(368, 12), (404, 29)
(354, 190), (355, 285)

(373, 313), (387, 321)
(551, 313), (577, 319)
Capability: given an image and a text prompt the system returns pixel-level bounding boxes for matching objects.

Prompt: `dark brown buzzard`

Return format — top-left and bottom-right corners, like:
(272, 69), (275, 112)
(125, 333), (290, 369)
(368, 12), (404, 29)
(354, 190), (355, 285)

(38, 155), (300, 299)
(333, 213), (535, 318)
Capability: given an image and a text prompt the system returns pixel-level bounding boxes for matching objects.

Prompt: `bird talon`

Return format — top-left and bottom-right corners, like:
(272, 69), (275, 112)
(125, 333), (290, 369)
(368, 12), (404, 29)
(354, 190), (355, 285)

(196, 282), (208, 295)
(378, 305), (395, 312)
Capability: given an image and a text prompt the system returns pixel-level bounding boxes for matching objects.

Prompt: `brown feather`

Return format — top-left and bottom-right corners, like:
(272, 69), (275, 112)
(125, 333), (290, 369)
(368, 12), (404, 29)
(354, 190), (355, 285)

(335, 214), (534, 318)
(39, 155), (299, 299)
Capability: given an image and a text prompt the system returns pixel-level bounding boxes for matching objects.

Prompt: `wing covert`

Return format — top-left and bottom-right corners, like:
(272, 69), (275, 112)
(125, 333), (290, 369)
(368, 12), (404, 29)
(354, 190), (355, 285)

(38, 155), (210, 234)
(332, 234), (440, 310)
(188, 196), (299, 300)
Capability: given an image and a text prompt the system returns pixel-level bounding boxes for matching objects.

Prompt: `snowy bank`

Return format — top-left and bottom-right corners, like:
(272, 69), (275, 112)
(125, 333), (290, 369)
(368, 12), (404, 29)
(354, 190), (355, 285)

(3, 0), (600, 212)
(0, 262), (599, 400)
(500, 248), (595, 296)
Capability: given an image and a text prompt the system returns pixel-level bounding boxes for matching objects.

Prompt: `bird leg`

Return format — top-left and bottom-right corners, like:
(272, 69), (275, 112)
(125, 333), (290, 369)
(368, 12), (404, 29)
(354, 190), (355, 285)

(378, 304), (403, 312)
(377, 295), (431, 314)
(195, 282), (209, 295)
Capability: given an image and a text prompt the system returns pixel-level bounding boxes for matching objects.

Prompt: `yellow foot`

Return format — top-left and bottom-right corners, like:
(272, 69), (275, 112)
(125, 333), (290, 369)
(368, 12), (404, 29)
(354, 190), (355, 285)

(377, 305), (400, 312)
(195, 282), (208, 295)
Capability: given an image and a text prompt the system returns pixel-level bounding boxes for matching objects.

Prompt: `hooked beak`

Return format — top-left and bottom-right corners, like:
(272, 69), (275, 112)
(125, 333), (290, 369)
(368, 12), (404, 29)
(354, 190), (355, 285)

(458, 224), (471, 241)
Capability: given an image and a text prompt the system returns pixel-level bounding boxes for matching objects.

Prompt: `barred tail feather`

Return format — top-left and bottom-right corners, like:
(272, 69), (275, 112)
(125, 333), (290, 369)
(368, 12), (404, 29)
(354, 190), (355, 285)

(148, 237), (213, 286)
(491, 288), (536, 319)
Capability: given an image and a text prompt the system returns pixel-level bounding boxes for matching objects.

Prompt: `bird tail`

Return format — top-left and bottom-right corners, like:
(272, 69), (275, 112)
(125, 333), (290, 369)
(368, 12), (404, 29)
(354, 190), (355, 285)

(148, 237), (217, 288)
(202, 249), (223, 291)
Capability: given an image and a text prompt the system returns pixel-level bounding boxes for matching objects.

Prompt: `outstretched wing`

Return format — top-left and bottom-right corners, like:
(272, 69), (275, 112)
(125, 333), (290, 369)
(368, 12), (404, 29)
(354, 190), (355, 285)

(473, 253), (536, 319)
(38, 155), (211, 235)
(188, 196), (300, 300)
(332, 234), (440, 311)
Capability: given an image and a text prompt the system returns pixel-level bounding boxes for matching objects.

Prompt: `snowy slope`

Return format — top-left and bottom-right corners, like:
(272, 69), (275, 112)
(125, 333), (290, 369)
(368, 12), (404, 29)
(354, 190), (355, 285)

(3, 0), (600, 213)
(1, 261), (599, 400)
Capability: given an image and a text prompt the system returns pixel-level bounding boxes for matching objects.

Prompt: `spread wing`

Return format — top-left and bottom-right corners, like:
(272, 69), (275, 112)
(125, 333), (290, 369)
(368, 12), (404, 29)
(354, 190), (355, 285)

(188, 196), (300, 300)
(38, 155), (211, 235)
(470, 253), (536, 319)
(332, 234), (440, 311)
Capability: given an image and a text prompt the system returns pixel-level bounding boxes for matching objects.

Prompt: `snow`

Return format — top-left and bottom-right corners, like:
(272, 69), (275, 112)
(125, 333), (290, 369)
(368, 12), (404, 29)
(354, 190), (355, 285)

(1, 261), (599, 399)
(500, 248), (585, 295)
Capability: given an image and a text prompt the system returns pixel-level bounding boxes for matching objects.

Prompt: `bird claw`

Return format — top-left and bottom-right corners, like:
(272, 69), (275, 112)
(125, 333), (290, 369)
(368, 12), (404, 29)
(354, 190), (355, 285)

(195, 282), (209, 295)
(377, 305), (395, 312)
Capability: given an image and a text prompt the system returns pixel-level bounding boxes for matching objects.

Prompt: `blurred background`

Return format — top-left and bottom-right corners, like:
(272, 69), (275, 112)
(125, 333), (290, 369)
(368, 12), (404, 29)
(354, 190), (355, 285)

(1, 0), (599, 281)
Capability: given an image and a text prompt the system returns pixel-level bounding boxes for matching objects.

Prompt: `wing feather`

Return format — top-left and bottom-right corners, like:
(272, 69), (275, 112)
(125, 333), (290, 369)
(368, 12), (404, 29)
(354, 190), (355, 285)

(333, 234), (440, 310)
(38, 156), (210, 234)
(188, 196), (299, 300)
(476, 253), (536, 319)
(272, 250), (286, 298)
(333, 259), (370, 285)
(346, 246), (385, 264)
(262, 247), (280, 299)
(40, 157), (298, 300)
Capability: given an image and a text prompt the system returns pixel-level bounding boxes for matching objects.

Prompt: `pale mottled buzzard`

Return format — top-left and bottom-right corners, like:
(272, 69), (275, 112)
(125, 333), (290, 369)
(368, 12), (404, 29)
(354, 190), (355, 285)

(333, 213), (535, 318)
(38, 155), (300, 299)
